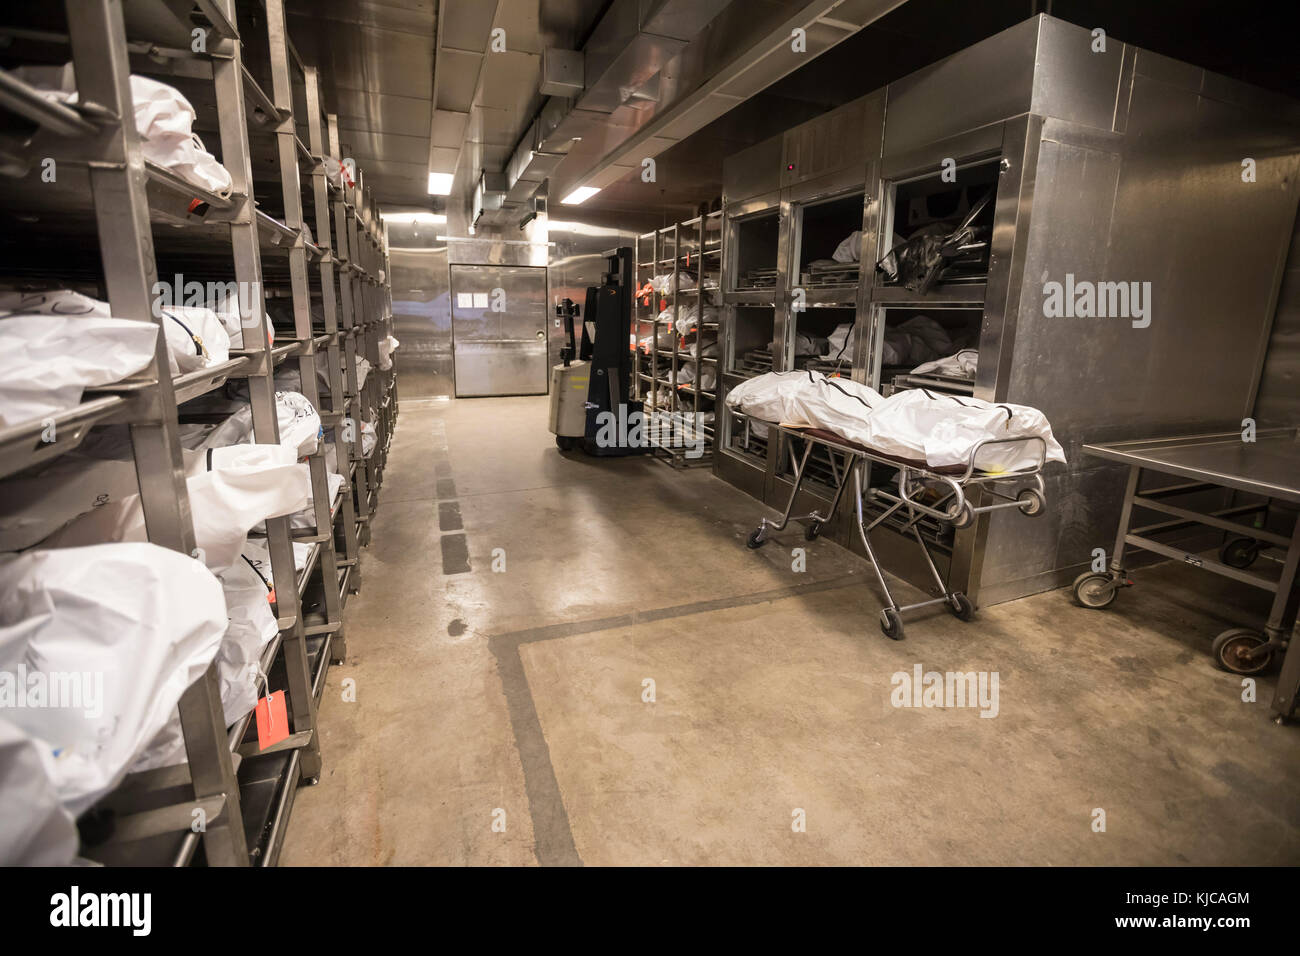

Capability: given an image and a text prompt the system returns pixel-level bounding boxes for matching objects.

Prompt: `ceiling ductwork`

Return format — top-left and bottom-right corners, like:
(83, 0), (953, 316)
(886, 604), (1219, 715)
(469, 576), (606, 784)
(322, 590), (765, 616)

(543, 0), (910, 212)
(472, 0), (731, 228)
(452, 0), (909, 230)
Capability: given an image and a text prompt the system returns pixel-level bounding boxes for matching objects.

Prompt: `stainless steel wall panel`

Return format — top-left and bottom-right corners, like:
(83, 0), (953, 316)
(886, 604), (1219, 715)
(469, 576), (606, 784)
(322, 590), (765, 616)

(1095, 77), (1296, 428)
(716, 447), (767, 501)
(1029, 16), (1127, 133)
(982, 58), (1300, 602)
(447, 237), (549, 268)
(879, 123), (1006, 181)
(781, 97), (867, 190)
(1255, 218), (1300, 427)
(388, 220), (452, 399)
(945, 117), (1038, 603)
(772, 196), (794, 370)
(722, 134), (783, 205)
(973, 117), (1036, 406)
(882, 17), (1038, 159)
(782, 168), (867, 206)
(450, 341), (549, 396)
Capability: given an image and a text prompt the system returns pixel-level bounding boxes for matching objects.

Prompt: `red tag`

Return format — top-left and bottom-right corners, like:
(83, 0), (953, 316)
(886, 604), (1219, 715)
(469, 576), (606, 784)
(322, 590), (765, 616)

(255, 691), (289, 750)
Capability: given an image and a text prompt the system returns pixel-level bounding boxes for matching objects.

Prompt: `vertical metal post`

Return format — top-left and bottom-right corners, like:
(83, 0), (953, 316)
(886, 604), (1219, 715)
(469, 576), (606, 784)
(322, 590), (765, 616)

(670, 222), (680, 424)
(693, 216), (702, 433)
(69, 0), (247, 865)
(330, 116), (370, 544)
(650, 230), (659, 416)
(265, 0), (343, 648)
(1109, 465), (1142, 573)
(212, 0), (321, 782)
(71, 0), (192, 552)
(305, 70), (360, 606)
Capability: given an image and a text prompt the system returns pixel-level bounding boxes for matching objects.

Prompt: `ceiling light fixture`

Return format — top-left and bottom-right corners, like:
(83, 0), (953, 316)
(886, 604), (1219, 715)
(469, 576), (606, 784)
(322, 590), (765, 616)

(382, 213), (446, 224)
(560, 185), (600, 205)
(427, 172), (454, 195)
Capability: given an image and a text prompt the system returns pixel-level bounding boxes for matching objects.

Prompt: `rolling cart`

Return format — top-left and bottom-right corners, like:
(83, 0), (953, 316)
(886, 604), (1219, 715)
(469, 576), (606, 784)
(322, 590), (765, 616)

(1077, 428), (1300, 719)
(743, 420), (1049, 640)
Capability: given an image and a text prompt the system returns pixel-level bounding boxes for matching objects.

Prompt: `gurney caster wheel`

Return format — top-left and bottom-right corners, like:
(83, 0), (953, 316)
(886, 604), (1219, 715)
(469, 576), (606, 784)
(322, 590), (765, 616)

(1072, 571), (1118, 609)
(1219, 537), (1260, 569)
(804, 520), (822, 541)
(1017, 488), (1045, 517)
(746, 528), (767, 549)
(1211, 628), (1273, 675)
(880, 608), (905, 641)
(555, 435), (577, 451)
(951, 502), (975, 529)
(948, 592), (976, 621)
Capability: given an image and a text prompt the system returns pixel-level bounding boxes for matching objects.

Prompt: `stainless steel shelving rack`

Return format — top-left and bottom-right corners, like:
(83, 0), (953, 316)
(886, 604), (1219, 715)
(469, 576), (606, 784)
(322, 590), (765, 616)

(0, 0), (396, 866)
(633, 208), (721, 465)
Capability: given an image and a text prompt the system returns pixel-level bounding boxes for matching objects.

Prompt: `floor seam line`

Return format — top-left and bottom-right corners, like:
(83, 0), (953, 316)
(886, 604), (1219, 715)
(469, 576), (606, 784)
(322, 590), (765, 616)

(493, 572), (866, 647)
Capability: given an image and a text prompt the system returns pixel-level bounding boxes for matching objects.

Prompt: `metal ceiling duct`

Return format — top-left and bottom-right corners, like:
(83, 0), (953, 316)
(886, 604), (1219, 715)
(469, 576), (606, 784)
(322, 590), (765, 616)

(548, 0), (910, 203)
(467, 0), (909, 229)
(474, 0), (731, 228)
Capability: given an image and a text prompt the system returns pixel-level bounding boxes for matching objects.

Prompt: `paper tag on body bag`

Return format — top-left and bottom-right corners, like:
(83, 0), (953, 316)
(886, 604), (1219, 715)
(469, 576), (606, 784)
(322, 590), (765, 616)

(255, 690), (289, 750)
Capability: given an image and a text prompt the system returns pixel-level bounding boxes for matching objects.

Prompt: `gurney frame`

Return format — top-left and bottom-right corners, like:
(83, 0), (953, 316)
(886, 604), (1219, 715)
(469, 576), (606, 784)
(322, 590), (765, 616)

(744, 421), (1048, 640)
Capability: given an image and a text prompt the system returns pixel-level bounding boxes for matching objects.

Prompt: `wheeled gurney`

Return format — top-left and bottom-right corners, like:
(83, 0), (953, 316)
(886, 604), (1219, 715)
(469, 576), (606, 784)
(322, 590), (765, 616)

(742, 418), (1049, 640)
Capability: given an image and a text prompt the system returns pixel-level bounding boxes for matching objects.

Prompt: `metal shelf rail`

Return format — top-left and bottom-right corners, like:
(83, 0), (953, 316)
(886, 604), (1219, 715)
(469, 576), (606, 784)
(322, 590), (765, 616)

(303, 65), (362, 613)
(0, 0), (396, 866)
(634, 208), (721, 466)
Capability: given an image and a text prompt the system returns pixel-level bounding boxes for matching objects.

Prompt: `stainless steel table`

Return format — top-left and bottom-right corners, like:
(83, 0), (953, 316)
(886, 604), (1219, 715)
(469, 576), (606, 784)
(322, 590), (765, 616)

(1078, 427), (1300, 719)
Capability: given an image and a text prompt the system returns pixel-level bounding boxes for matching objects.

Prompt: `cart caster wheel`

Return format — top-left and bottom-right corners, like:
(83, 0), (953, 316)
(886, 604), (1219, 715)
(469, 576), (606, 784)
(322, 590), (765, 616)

(1017, 488), (1045, 517)
(951, 501), (975, 529)
(746, 528), (767, 549)
(948, 591), (977, 621)
(555, 435), (576, 451)
(1211, 628), (1273, 675)
(804, 520), (822, 541)
(880, 608), (906, 641)
(1219, 537), (1260, 569)
(1072, 571), (1118, 609)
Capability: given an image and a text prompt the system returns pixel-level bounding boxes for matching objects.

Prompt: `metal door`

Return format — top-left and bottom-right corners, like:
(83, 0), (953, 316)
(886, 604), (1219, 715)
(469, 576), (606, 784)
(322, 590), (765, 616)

(449, 264), (548, 396)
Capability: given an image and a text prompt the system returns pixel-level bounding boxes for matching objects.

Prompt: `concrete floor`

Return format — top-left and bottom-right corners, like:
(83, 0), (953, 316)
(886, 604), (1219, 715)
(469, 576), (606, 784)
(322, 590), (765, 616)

(281, 395), (1300, 866)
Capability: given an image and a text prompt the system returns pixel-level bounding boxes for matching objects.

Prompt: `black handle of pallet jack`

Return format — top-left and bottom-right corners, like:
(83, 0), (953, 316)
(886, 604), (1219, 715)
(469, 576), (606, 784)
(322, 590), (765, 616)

(557, 298), (578, 367)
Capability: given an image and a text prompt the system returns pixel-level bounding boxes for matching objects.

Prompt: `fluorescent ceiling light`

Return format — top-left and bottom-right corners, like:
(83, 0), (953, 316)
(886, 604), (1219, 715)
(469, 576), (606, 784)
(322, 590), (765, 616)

(427, 172), (454, 195)
(383, 213), (446, 224)
(560, 185), (600, 205)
